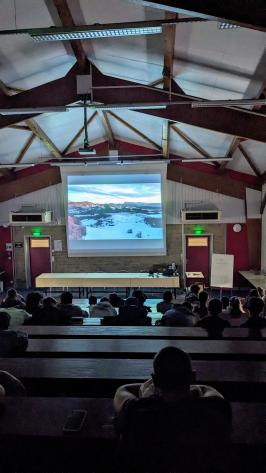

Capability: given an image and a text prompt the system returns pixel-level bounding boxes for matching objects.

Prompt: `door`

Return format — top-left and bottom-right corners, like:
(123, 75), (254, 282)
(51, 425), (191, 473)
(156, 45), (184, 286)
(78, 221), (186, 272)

(29, 237), (51, 287)
(185, 236), (210, 285)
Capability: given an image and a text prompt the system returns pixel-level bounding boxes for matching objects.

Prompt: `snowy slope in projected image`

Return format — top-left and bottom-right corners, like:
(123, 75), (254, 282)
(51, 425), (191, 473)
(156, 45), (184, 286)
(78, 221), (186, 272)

(68, 182), (163, 241)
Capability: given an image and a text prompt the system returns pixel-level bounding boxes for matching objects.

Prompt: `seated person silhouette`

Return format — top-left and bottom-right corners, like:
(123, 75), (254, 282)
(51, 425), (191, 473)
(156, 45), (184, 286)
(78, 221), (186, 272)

(114, 347), (232, 472)
(118, 297), (151, 325)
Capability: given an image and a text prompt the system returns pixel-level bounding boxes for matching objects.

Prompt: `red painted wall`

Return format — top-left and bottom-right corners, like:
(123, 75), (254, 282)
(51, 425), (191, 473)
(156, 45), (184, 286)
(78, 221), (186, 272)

(0, 227), (14, 289)
(226, 224), (250, 284)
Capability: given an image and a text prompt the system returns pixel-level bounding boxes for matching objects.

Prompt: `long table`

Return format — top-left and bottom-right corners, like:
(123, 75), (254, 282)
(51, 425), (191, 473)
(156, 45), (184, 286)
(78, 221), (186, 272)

(35, 272), (180, 289)
(0, 398), (264, 472)
(21, 325), (266, 340)
(0, 358), (265, 400)
(18, 338), (266, 360)
(239, 270), (266, 288)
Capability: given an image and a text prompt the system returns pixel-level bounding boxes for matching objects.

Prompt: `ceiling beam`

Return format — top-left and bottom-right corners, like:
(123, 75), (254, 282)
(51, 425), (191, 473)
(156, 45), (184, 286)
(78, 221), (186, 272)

(162, 121), (170, 157)
(219, 137), (243, 172)
(167, 162), (261, 200)
(8, 125), (31, 131)
(108, 111), (161, 151)
(52, 0), (87, 67)
(239, 144), (261, 177)
(26, 119), (62, 159)
(98, 111), (115, 148)
(14, 133), (35, 166)
(62, 111), (97, 155)
(128, 0), (266, 32)
(0, 166), (61, 202)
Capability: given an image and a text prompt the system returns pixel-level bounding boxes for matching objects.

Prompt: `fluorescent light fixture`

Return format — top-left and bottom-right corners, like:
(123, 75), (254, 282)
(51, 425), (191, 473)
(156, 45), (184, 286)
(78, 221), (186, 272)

(191, 99), (266, 108)
(182, 158), (232, 163)
(31, 26), (162, 41)
(0, 164), (35, 168)
(0, 107), (67, 115)
(219, 22), (240, 30)
(69, 103), (167, 111)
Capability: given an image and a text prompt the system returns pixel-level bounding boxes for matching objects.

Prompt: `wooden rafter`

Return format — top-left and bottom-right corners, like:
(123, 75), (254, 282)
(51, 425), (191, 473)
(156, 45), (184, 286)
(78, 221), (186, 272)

(98, 111), (115, 148)
(163, 13), (177, 90)
(108, 111), (161, 151)
(62, 111), (97, 155)
(8, 124), (30, 131)
(239, 144), (261, 177)
(26, 119), (62, 159)
(14, 133), (35, 166)
(171, 124), (213, 159)
(162, 121), (170, 157)
(219, 137), (243, 171)
(52, 0), (87, 67)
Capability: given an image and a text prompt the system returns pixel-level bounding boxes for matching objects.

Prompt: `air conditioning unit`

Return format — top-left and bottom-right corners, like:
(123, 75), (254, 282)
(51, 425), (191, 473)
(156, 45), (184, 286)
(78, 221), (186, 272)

(9, 209), (52, 224)
(181, 203), (221, 223)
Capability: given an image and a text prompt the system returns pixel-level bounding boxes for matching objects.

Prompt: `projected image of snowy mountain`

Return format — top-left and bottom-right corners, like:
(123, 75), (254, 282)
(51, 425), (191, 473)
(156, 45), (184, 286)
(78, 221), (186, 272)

(68, 182), (163, 241)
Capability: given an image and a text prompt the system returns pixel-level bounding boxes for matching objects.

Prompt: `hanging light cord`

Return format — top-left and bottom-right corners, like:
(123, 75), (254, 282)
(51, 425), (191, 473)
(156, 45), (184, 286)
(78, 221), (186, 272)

(83, 95), (89, 147)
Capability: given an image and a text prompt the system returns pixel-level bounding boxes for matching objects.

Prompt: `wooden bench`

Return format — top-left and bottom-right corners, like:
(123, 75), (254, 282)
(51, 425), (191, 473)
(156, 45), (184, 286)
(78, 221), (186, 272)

(0, 357), (265, 400)
(13, 338), (266, 360)
(20, 325), (266, 340)
(0, 397), (264, 472)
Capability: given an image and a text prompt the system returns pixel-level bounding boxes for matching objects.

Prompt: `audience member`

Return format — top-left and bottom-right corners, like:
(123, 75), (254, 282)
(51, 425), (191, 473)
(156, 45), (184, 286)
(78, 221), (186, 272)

(241, 297), (266, 329)
(1, 288), (25, 309)
(0, 371), (26, 396)
(25, 292), (43, 315)
(114, 347), (232, 472)
(156, 291), (173, 314)
(193, 291), (208, 319)
(197, 298), (230, 335)
(223, 296), (244, 319)
(109, 292), (125, 309)
(0, 305), (30, 328)
(57, 291), (86, 320)
(132, 290), (151, 314)
(257, 287), (264, 298)
(118, 297), (150, 325)
(90, 297), (117, 318)
(161, 301), (195, 327)
(185, 284), (201, 304)
(0, 312), (28, 354)
(221, 296), (230, 312)
(30, 297), (69, 325)
(88, 295), (97, 316)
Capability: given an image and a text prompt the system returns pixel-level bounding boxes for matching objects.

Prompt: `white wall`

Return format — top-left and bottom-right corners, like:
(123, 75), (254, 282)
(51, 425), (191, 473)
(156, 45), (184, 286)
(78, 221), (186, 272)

(0, 180), (247, 226)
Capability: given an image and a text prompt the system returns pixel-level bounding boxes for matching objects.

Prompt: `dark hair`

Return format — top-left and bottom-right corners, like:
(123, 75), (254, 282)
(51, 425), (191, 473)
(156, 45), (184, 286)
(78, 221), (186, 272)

(208, 298), (222, 316)
(89, 295), (97, 305)
(43, 297), (57, 309)
(7, 288), (17, 298)
(109, 293), (124, 308)
(199, 291), (208, 306)
(132, 290), (146, 305)
(100, 297), (109, 302)
(153, 347), (193, 389)
(229, 296), (243, 317)
(163, 291), (172, 303)
(60, 291), (73, 304)
(26, 292), (43, 313)
(248, 297), (264, 317)
(221, 296), (230, 310)
(257, 287), (264, 298)
(125, 297), (138, 306)
(190, 284), (200, 295)
(182, 301), (192, 311)
(0, 311), (10, 330)
(249, 289), (259, 298)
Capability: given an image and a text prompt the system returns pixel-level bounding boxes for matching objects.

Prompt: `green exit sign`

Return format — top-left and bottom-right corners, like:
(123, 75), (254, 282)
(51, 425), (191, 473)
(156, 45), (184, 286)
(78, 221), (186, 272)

(194, 226), (204, 236)
(32, 227), (42, 237)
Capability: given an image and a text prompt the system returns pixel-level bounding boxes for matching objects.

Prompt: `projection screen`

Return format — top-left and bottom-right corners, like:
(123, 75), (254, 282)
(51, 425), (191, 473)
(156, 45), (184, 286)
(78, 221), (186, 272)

(61, 163), (167, 256)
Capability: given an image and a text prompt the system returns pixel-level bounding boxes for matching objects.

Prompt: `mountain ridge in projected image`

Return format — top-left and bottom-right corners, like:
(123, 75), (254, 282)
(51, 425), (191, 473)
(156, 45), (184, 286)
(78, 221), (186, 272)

(68, 182), (163, 241)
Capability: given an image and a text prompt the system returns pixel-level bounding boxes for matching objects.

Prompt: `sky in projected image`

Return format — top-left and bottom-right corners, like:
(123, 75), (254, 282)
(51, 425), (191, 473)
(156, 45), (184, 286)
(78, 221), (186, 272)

(68, 183), (161, 204)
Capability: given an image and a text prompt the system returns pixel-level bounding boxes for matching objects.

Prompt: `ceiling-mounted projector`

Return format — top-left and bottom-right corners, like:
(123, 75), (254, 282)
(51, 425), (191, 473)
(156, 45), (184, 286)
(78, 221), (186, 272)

(78, 145), (96, 155)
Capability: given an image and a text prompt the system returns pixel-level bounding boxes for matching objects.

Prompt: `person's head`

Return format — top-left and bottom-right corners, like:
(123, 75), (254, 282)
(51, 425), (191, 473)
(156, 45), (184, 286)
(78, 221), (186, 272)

(26, 292), (43, 308)
(132, 290), (146, 305)
(152, 347), (194, 395)
(249, 289), (259, 298)
(0, 312), (10, 330)
(109, 293), (120, 307)
(221, 296), (230, 310)
(229, 296), (243, 313)
(89, 295), (97, 305)
(248, 297), (264, 317)
(257, 287), (264, 298)
(190, 284), (200, 295)
(199, 291), (208, 307)
(43, 297), (57, 309)
(162, 291), (172, 303)
(125, 297), (138, 307)
(182, 301), (192, 311)
(208, 298), (222, 317)
(6, 288), (17, 299)
(100, 297), (109, 303)
(60, 291), (73, 305)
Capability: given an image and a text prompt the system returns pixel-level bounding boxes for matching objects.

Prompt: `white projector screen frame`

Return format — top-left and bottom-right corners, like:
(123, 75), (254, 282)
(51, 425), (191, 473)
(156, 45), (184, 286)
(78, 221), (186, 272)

(61, 163), (167, 257)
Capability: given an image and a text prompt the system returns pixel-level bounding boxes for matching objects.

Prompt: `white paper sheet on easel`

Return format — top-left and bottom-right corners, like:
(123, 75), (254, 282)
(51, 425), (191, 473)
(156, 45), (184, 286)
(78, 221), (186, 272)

(54, 240), (62, 252)
(211, 254), (234, 288)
